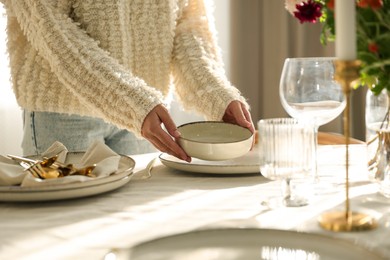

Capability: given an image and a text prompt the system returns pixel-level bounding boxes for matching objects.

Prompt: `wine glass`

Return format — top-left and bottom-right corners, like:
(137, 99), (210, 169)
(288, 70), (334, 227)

(258, 118), (315, 207)
(279, 57), (346, 192)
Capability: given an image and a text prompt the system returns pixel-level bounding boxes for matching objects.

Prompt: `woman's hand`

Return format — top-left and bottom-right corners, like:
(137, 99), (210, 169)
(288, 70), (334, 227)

(222, 100), (255, 133)
(222, 101), (255, 148)
(141, 104), (191, 162)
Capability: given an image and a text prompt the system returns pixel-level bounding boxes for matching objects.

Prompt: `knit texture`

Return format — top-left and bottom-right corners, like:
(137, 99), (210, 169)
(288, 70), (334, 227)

(1, 0), (248, 136)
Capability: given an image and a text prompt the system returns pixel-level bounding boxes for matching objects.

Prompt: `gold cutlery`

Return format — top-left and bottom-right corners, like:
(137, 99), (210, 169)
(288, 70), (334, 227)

(7, 154), (96, 179)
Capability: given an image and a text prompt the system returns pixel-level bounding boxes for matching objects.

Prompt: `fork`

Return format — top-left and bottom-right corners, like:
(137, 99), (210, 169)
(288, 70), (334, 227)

(32, 162), (62, 179)
(26, 163), (45, 179)
(15, 160), (42, 179)
(8, 155), (55, 179)
(21, 161), (60, 179)
(8, 154), (61, 169)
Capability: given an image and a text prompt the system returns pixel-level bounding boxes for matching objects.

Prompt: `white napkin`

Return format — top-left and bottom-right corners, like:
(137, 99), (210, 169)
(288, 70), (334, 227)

(0, 156), (26, 186)
(41, 141), (69, 162)
(0, 140), (121, 187)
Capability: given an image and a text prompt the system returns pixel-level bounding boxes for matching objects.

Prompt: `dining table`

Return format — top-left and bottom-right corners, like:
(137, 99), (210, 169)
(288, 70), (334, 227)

(0, 140), (390, 259)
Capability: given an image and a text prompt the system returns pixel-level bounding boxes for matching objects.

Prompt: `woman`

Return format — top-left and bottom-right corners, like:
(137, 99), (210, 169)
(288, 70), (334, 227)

(1, 0), (254, 161)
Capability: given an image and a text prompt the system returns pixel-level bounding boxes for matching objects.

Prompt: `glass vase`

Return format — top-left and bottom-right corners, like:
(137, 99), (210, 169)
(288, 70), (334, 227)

(366, 88), (390, 197)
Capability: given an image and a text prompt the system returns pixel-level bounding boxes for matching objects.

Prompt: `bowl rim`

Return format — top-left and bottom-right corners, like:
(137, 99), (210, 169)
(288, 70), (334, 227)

(177, 121), (253, 144)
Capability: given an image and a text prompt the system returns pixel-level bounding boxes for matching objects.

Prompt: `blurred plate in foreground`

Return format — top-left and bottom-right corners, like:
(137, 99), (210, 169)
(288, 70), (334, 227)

(108, 228), (385, 260)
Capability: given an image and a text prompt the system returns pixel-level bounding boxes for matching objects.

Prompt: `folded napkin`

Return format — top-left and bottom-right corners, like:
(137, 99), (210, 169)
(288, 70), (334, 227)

(0, 156), (25, 186)
(0, 140), (121, 187)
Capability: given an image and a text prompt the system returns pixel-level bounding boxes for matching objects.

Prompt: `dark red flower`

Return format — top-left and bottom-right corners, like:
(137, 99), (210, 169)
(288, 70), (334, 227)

(368, 42), (379, 54)
(357, 0), (384, 10)
(294, 0), (323, 23)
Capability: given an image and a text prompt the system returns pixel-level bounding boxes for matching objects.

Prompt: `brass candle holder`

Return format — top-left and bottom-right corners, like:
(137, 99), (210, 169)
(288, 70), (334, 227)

(318, 60), (377, 232)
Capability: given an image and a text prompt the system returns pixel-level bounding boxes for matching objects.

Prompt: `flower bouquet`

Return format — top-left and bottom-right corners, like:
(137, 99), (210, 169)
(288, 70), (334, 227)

(285, 0), (389, 93)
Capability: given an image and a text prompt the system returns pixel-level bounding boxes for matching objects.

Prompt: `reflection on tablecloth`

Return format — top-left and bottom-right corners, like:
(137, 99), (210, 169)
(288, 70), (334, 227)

(0, 145), (389, 259)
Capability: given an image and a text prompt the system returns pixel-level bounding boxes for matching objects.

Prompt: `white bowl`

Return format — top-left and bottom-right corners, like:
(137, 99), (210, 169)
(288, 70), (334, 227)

(177, 121), (253, 161)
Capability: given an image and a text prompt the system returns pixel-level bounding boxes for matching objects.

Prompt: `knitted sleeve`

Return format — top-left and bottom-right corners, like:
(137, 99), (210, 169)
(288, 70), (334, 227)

(4, 0), (163, 135)
(172, 0), (250, 121)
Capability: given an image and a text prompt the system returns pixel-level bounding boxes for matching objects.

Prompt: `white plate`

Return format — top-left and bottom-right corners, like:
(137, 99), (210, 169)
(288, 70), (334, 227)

(0, 153), (135, 202)
(159, 146), (260, 174)
(112, 228), (385, 260)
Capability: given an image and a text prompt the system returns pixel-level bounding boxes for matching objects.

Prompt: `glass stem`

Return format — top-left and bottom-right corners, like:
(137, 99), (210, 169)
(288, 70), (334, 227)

(313, 126), (319, 183)
(281, 178), (292, 205)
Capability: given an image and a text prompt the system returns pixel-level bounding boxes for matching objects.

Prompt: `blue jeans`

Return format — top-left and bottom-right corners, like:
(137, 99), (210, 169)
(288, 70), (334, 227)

(22, 111), (156, 156)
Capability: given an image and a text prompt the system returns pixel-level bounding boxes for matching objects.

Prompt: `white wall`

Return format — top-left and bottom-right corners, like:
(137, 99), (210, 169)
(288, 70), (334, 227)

(213, 0), (231, 75)
(0, 6), (24, 155)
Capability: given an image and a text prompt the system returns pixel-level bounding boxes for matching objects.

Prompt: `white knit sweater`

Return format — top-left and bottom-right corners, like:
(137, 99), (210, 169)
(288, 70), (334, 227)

(1, 0), (248, 136)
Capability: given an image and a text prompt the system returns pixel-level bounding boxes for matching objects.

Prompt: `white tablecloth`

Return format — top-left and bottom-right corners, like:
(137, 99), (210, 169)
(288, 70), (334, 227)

(1, 145), (389, 259)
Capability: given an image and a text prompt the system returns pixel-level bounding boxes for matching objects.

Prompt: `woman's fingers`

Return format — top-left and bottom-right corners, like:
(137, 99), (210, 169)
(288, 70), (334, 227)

(141, 105), (191, 162)
(222, 101), (255, 148)
(155, 106), (181, 139)
(223, 101), (255, 133)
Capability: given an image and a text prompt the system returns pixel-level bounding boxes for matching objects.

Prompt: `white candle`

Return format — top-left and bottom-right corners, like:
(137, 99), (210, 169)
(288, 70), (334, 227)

(335, 0), (356, 60)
